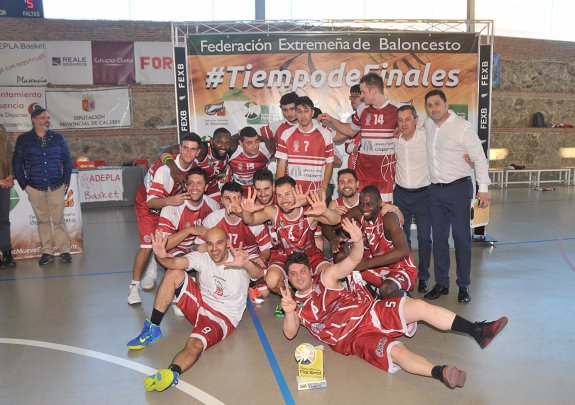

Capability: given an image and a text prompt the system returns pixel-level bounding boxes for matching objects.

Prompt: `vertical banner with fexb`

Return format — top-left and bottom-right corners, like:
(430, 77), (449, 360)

(477, 43), (492, 157)
(174, 46), (190, 141)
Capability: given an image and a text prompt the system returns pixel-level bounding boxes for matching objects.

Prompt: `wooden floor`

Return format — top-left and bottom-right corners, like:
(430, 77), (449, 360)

(1, 186), (574, 404)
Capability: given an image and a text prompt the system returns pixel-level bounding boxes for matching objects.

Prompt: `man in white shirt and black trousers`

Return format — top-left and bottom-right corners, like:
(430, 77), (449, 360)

(423, 90), (490, 304)
(393, 105), (432, 294)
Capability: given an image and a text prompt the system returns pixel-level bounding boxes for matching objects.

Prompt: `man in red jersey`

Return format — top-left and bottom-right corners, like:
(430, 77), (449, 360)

(227, 126), (274, 192)
(276, 96), (334, 196)
(319, 73), (398, 202)
(158, 167), (220, 256)
(280, 217), (508, 389)
(128, 133), (202, 305)
(229, 176), (339, 296)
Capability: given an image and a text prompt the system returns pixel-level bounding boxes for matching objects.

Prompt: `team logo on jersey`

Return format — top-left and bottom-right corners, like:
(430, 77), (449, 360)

(185, 221), (191, 228)
(363, 140), (374, 152)
(296, 301), (304, 309)
(365, 113), (372, 125)
(375, 337), (387, 357)
(293, 140), (300, 152)
(311, 323), (325, 334)
(144, 234), (152, 243)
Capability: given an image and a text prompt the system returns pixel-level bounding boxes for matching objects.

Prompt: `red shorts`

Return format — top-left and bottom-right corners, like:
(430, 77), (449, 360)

(360, 267), (416, 292)
(135, 201), (160, 247)
(268, 249), (330, 276)
(332, 296), (416, 373)
(175, 275), (236, 350)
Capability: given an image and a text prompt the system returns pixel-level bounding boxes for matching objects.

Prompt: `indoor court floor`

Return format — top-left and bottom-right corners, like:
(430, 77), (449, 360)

(1, 186), (574, 404)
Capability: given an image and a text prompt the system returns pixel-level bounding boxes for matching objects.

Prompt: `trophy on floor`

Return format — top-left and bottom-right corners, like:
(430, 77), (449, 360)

(295, 343), (327, 390)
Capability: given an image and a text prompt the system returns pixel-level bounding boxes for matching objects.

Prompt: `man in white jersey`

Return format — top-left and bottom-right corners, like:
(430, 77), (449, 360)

(127, 227), (263, 393)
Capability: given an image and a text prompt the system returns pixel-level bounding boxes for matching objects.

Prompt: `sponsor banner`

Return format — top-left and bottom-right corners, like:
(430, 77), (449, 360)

(9, 172), (83, 260)
(174, 47), (190, 140)
(92, 41), (136, 85)
(46, 88), (132, 129)
(0, 41), (48, 86)
(46, 41), (93, 85)
(477, 44), (492, 156)
(134, 42), (174, 84)
(0, 0), (44, 18)
(0, 86), (45, 131)
(186, 32), (480, 136)
(78, 168), (124, 203)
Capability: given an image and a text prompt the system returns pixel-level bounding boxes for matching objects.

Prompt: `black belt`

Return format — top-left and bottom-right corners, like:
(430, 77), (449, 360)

(432, 176), (471, 187)
(395, 184), (429, 193)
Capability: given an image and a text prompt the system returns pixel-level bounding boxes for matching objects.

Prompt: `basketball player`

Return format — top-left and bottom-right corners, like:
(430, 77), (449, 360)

(280, 217), (508, 389)
(127, 227), (263, 393)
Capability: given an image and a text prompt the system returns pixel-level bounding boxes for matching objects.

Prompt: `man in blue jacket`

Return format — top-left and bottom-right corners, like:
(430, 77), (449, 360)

(12, 108), (73, 265)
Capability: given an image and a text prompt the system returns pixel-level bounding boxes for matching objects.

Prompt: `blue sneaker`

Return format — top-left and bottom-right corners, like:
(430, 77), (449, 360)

(144, 369), (179, 392)
(127, 319), (162, 350)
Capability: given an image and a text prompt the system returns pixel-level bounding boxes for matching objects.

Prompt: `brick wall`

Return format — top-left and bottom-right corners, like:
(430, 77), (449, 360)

(2, 18), (574, 166)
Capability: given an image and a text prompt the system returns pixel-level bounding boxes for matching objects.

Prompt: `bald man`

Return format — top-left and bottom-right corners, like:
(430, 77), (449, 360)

(127, 227), (264, 393)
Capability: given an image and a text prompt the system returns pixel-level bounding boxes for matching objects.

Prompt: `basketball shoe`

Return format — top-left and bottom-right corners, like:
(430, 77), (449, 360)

(127, 319), (162, 349)
(144, 369), (179, 392)
(472, 316), (509, 349)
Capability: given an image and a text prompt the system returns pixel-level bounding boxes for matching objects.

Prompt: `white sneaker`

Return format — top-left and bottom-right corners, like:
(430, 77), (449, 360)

(141, 260), (158, 290)
(127, 283), (142, 305)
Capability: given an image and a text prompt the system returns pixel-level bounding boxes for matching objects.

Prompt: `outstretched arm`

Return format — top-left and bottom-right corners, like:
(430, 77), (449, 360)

(322, 217), (365, 288)
(232, 187), (274, 225)
(317, 113), (358, 138)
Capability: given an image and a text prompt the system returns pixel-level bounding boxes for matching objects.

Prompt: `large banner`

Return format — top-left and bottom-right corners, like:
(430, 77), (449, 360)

(9, 173), (83, 260)
(47, 41), (93, 85)
(46, 88), (132, 129)
(0, 87), (45, 131)
(185, 32), (479, 135)
(134, 42), (174, 84)
(0, 41), (48, 86)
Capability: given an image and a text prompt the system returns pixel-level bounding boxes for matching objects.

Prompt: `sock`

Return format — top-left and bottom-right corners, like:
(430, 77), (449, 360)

(150, 308), (165, 326)
(131, 280), (140, 286)
(451, 315), (475, 335)
(431, 365), (446, 382)
(169, 364), (182, 375)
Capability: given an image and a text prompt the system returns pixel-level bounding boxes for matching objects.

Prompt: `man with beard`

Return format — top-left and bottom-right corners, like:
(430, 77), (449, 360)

(158, 167), (221, 256)
(127, 227), (263, 393)
(127, 133), (202, 305)
(229, 176), (340, 316)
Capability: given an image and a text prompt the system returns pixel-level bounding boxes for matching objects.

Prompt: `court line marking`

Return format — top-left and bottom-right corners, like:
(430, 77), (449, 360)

(0, 338), (225, 405)
(247, 300), (296, 405)
(0, 270), (132, 282)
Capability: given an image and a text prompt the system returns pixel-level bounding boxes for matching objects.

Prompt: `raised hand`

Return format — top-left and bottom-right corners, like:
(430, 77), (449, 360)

(285, 184), (308, 210)
(226, 241), (249, 268)
(240, 187), (264, 213)
(305, 191), (327, 217)
(280, 282), (297, 314)
(169, 192), (190, 206)
(188, 226), (208, 238)
(151, 230), (171, 259)
(341, 217), (362, 243)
